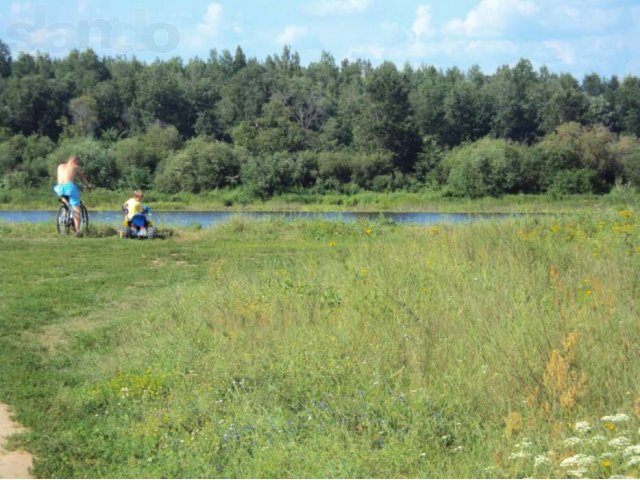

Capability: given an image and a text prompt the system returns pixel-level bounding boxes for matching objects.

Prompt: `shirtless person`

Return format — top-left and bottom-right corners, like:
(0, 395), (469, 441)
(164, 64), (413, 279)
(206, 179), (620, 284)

(53, 156), (91, 234)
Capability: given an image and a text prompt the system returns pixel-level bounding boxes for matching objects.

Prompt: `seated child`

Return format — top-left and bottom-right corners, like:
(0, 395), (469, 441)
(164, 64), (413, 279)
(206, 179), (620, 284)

(122, 190), (148, 228)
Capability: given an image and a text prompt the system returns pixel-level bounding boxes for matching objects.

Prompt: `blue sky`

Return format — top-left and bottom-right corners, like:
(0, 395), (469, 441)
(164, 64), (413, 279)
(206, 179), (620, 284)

(2, 0), (639, 79)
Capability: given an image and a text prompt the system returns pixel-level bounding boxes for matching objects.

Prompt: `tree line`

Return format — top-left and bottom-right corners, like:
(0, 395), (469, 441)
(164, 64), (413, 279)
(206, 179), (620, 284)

(1, 40), (639, 198)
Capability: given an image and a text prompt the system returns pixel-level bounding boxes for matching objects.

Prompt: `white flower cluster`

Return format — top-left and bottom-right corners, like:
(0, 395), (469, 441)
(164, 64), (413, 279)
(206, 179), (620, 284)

(608, 436), (631, 449)
(566, 468), (588, 478)
(508, 450), (531, 460)
(574, 421), (591, 434)
(559, 453), (596, 469)
(534, 454), (551, 468)
(586, 434), (606, 445)
(623, 444), (640, 457)
(601, 413), (631, 424)
(564, 436), (583, 447)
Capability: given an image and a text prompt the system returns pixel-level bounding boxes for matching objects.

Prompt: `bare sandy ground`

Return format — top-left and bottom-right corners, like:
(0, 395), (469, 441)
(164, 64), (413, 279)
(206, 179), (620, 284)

(0, 403), (33, 479)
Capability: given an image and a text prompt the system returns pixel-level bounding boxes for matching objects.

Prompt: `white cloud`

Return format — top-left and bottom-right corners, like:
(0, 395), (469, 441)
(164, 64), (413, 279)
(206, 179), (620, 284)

(196, 3), (223, 37)
(543, 3), (621, 32)
(544, 40), (576, 65)
(347, 43), (385, 60)
(446, 0), (539, 37)
(306, 0), (370, 17)
(412, 5), (435, 38)
(276, 25), (308, 45)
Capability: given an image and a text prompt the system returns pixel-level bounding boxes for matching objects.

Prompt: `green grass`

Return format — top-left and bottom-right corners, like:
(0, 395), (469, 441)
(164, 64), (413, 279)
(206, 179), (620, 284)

(0, 210), (639, 478)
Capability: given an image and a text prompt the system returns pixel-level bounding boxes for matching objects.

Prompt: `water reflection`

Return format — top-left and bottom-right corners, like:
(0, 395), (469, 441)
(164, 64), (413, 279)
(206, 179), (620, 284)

(0, 210), (514, 227)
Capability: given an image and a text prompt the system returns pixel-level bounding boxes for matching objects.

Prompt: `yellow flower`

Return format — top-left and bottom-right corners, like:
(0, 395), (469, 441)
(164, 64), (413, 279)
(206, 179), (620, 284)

(618, 209), (633, 219)
(601, 459), (612, 468)
(329, 240), (336, 247)
(604, 422), (616, 431)
(550, 224), (561, 234)
(364, 227), (372, 236)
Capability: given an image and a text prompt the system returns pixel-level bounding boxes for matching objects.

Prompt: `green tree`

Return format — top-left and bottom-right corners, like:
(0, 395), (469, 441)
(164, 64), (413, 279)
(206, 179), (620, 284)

(69, 95), (99, 137)
(537, 73), (588, 134)
(0, 40), (11, 78)
(352, 61), (421, 172)
(216, 62), (271, 134)
(488, 59), (540, 143)
(3, 74), (67, 138)
(132, 59), (194, 136)
(616, 76), (640, 137)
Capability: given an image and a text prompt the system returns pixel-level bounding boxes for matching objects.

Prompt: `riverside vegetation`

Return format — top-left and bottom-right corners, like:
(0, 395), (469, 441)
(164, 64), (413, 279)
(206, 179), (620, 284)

(0, 208), (639, 478)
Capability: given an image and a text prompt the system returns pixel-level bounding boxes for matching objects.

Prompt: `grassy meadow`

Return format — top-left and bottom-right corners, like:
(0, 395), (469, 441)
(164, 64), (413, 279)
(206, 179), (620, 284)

(0, 209), (639, 478)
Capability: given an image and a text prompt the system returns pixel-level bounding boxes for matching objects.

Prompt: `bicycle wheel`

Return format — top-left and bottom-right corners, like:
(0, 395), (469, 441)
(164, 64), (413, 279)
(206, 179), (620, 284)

(79, 203), (90, 234)
(56, 204), (71, 234)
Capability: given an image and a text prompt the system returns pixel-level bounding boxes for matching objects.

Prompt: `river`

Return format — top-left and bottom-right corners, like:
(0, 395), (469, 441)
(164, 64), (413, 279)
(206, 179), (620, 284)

(0, 210), (515, 227)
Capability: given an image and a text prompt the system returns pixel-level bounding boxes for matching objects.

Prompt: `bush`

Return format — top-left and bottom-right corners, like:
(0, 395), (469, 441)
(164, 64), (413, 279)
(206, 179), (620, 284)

(240, 152), (298, 199)
(155, 137), (246, 193)
(536, 122), (621, 191)
(443, 138), (528, 198)
(610, 135), (640, 189)
(47, 138), (117, 188)
(110, 138), (158, 189)
(548, 169), (601, 195)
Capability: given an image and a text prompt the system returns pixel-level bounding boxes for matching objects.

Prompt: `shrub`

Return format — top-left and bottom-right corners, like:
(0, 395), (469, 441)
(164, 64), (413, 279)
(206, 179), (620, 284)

(610, 135), (640, 189)
(155, 137), (246, 193)
(47, 137), (117, 188)
(536, 122), (621, 192)
(443, 138), (528, 197)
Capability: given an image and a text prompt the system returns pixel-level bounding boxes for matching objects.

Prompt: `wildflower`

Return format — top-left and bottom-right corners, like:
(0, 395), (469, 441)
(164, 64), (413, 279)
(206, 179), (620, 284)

(550, 223), (561, 233)
(534, 454), (551, 468)
(515, 438), (533, 449)
(329, 240), (336, 247)
(623, 445), (640, 457)
(626, 456), (640, 468)
(601, 413), (631, 424)
(567, 468), (588, 478)
(587, 434), (606, 445)
(604, 423), (617, 431)
(508, 451), (531, 460)
(364, 227), (372, 236)
(600, 459), (612, 468)
(608, 436), (631, 449)
(564, 437), (583, 447)
(618, 209), (633, 219)
(560, 453), (596, 469)
(575, 421), (591, 434)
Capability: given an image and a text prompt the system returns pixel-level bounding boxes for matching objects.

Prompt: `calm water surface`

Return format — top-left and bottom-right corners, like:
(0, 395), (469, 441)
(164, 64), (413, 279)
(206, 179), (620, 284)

(0, 210), (515, 227)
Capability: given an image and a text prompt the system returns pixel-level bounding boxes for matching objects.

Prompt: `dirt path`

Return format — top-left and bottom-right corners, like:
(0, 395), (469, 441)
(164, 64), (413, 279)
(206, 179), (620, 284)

(0, 403), (33, 479)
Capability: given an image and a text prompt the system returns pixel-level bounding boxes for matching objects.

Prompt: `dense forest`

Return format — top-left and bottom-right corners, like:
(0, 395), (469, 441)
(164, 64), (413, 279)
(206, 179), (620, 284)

(1, 39), (639, 198)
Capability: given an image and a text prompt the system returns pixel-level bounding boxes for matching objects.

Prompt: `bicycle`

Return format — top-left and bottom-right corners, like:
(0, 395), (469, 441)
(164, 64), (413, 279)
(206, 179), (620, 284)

(56, 196), (89, 235)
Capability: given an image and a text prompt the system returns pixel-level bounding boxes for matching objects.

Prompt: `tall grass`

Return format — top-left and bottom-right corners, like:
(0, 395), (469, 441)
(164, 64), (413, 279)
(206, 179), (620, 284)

(0, 209), (638, 478)
(1, 186), (638, 213)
